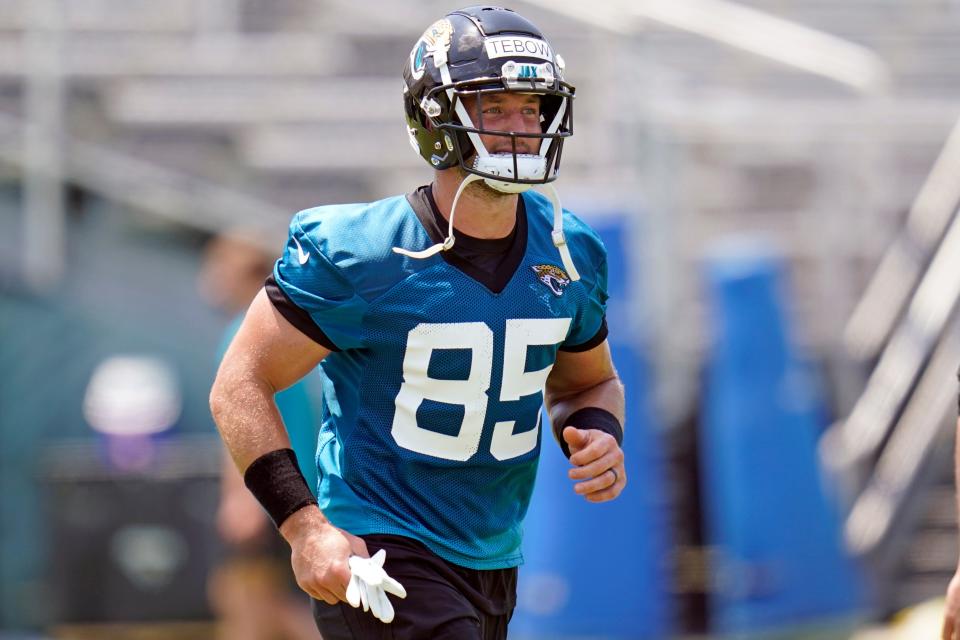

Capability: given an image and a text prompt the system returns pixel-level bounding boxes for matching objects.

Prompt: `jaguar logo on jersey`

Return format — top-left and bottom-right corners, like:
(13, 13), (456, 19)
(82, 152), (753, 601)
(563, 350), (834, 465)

(532, 264), (571, 297)
(409, 18), (453, 81)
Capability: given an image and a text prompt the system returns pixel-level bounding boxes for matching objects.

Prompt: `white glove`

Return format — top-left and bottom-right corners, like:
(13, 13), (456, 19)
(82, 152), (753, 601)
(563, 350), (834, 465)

(346, 549), (407, 624)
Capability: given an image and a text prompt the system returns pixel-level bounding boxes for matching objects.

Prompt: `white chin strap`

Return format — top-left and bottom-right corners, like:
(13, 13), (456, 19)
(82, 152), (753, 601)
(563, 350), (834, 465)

(542, 182), (580, 281)
(392, 173), (480, 259)
(392, 175), (580, 282)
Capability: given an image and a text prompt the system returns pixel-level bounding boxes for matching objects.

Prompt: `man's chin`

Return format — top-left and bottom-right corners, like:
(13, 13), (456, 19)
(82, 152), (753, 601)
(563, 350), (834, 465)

(468, 178), (514, 201)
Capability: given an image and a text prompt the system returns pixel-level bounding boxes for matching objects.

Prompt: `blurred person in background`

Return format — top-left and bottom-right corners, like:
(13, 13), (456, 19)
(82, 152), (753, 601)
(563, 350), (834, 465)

(209, 6), (626, 639)
(198, 231), (321, 640)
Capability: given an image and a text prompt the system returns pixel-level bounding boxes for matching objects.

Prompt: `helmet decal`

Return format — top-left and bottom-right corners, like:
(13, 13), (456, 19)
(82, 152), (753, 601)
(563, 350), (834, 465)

(484, 36), (553, 61)
(409, 18), (454, 81)
(500, 60), (555, 90)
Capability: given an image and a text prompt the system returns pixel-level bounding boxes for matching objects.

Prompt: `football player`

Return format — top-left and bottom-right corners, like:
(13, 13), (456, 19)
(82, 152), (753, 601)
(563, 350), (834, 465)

(210, 6), (627, 639)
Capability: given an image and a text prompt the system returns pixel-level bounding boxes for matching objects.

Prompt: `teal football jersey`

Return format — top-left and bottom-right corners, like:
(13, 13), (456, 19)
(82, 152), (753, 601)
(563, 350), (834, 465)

(269, 188), (608, 570)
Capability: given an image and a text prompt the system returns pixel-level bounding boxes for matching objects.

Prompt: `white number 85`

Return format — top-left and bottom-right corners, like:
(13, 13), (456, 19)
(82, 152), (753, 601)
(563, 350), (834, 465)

(391, 319), (571, 462)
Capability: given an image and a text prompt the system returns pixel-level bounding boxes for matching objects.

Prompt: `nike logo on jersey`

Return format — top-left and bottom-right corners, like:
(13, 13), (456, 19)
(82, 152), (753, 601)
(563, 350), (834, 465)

(293, 237), (309, 265)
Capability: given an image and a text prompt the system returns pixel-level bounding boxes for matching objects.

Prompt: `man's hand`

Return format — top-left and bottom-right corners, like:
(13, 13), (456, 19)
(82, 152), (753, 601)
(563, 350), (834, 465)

(563, 426), (626, 502)
(280, 508), (370, 605)
(943, 569), (960, 639)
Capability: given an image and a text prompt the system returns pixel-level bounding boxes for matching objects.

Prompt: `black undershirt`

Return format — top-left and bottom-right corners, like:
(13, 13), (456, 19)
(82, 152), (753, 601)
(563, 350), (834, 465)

(405, 184), (527, 292)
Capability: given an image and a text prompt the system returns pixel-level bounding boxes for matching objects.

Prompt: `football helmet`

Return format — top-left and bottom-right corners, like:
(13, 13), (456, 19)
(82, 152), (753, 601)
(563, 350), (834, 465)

(402, 6), (575, 194)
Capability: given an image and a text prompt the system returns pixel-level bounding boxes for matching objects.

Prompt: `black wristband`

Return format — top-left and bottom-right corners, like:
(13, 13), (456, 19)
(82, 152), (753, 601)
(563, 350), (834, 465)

(243, 448), (318, 529)
(554, 407), (623, 459)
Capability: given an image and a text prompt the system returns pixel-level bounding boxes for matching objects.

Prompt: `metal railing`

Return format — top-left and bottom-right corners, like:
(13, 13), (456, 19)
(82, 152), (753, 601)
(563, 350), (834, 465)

(0, 110), (290, 249)
(821, 113), (960, 558)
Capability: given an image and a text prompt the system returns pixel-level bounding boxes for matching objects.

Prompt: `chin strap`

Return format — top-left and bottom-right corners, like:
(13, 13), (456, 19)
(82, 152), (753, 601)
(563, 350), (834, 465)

(542, 182), (580, 282)
(393, 176), (581, 283)
(393, 174), (481, 259)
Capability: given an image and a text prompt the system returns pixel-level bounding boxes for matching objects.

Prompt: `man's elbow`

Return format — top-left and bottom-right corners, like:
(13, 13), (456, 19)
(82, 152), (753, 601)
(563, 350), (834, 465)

(209, 364), (276, 428)
(209, 383), (224, 426)
(612, 375), (625, 397)
(209, 371), (232, 429)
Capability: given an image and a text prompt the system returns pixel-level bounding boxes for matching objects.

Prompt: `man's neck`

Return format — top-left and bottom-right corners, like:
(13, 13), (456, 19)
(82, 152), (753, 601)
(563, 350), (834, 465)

(431, 171), (518, 240)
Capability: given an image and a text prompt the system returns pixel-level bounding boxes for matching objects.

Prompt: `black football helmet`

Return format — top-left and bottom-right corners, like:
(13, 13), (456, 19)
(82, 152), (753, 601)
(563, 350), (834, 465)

(402, 6), (575, 194)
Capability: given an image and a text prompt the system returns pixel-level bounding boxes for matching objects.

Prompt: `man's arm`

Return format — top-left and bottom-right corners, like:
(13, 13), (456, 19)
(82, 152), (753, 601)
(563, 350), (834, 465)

(942, 417), (960, 640)
(544, 340), (626, 502)
(211, 288), (329, 468)
(209, 288), (368, 604)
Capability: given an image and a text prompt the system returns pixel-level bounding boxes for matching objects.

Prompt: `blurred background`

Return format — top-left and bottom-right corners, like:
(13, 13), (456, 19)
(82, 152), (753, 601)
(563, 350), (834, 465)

(1, 0), (959, 638)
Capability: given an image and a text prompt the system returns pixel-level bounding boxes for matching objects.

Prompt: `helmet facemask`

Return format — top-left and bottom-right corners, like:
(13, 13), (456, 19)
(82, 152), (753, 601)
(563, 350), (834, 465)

(425, 72), (574, 194)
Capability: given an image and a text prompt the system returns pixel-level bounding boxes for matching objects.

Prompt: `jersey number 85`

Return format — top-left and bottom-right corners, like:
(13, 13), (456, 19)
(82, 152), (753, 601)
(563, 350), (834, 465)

(391, 319), (571, 462)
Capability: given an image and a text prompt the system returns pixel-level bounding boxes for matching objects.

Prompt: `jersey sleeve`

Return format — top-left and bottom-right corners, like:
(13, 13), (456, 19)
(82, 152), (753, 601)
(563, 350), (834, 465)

(559, 234), (609, 352)
(267, 210), (369, 351)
